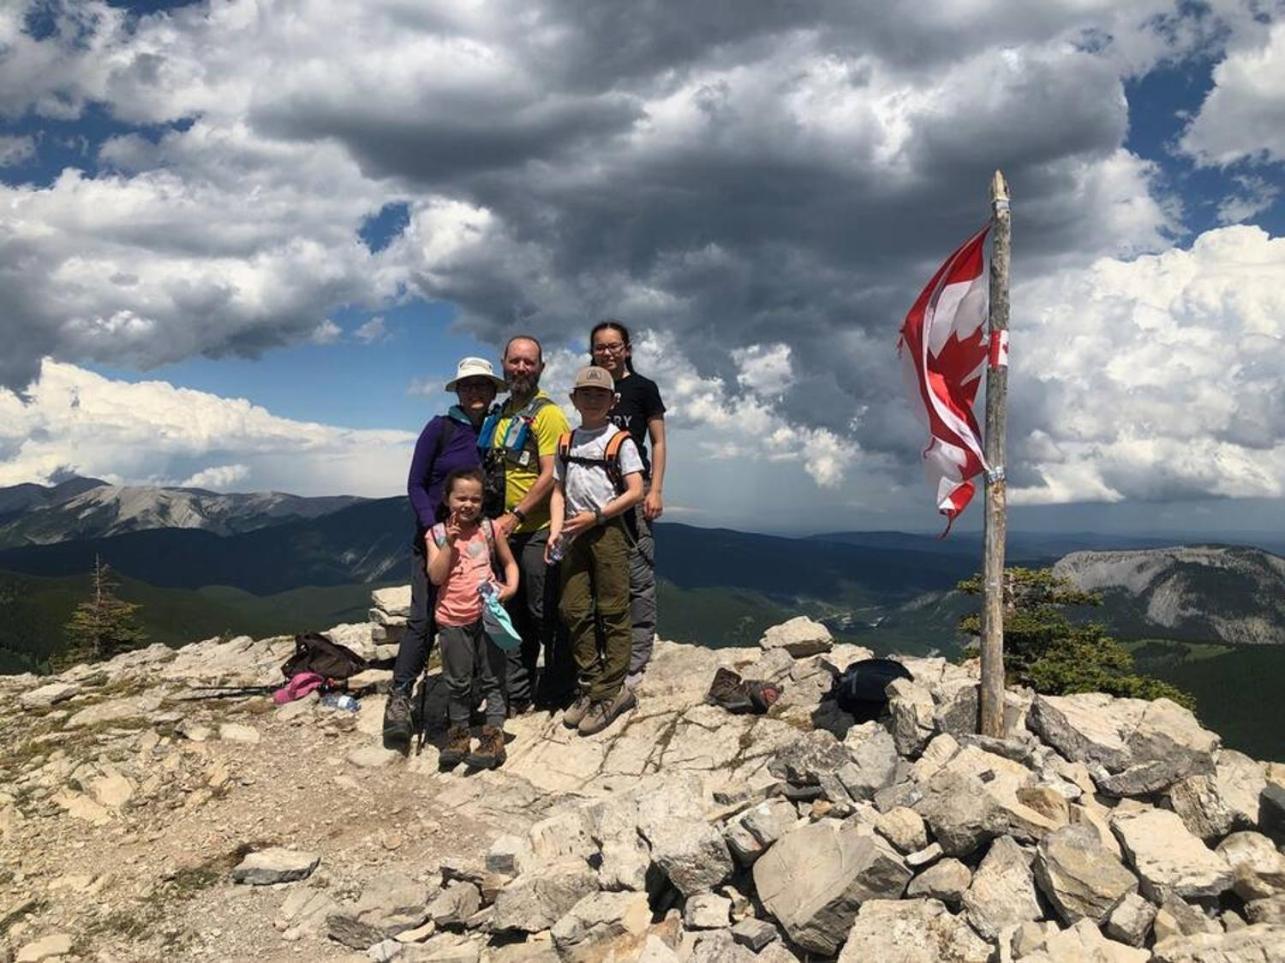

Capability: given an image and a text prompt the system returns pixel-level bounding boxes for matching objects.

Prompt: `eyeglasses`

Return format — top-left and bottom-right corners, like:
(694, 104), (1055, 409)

(592, 342), (627, 355)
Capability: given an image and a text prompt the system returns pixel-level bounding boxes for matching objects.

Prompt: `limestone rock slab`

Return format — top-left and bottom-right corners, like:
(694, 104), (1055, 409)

(1218, 831), (1285, 902)
(372, 586), (412, 618)
(1111, 808), (1233, 901)
(1104, 892), (1157, 947)
(1020, 918), (1149, 963)
(1029, 694), (1218, 796)
(19, 682), (80, 710)
(327, 872), (430, 947)
(550, 891), (650, 963)
(752, 819), (910, 955)
(1034, 824), (1138, 924)
(836, 898), (992, 963)
(758, 616), (833, 657)
(232, 847), (320, 885)
(491, 861), (599, 933)
(1150, 923), (1285, 962)
(906, 858), (971, 907)
(961, 835), (1043, 941)
(1165, 750), (1267, 841)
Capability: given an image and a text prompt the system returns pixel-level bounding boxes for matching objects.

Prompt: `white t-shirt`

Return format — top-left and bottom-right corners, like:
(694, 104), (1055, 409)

(554, 425), (643, 516)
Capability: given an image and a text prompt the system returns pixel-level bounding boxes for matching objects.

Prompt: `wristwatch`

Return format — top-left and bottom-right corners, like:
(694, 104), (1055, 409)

(593, 507), (605, 526)
(512, 507), (528, 525)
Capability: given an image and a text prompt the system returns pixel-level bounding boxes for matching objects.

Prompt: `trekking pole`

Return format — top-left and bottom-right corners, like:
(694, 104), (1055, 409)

(416, 670), (429, 756)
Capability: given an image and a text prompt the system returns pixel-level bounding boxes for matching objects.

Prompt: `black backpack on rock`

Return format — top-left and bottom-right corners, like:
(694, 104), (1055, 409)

(828, 658), (913, 721)
(281, 633), (368, 682)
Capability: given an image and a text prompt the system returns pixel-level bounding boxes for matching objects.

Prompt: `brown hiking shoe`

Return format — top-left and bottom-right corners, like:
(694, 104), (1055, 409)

(562, 694), (592, 729)
(577, 686), (637, 736)
(467, 725), (507, 769)
(439, 724), (470, 770)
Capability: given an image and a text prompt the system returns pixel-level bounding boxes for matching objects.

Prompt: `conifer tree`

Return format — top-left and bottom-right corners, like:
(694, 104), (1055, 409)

(958, 567), (1194, 709)
(56, 556), (146, 669)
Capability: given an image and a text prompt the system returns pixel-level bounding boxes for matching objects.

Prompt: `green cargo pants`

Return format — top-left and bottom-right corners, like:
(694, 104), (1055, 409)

(558, 520), (632, 704)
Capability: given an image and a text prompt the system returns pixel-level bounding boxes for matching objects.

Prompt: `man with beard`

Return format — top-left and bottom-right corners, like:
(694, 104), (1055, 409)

(478, 335), (574, 713)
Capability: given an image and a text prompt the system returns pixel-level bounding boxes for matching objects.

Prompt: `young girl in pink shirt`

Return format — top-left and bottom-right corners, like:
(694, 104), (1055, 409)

(427, 469), (519, 770)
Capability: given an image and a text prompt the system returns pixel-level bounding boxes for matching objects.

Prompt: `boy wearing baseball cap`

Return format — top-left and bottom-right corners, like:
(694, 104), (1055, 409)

(547, 365), (646, 735)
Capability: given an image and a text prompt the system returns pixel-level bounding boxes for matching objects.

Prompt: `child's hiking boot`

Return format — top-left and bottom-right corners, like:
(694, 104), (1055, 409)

(562, 694), (592, 730)
(577, 686), (637, 736)
(467, 725), (507, 769)
(439, 725), (471, 770)
(382, 688), (414, 752)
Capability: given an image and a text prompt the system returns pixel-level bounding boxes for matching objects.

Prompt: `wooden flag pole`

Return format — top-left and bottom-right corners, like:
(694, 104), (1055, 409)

(980, 170), (1011, 738)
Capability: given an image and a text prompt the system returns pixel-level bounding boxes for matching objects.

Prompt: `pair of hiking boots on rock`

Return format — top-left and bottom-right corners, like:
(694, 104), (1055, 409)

(440, 724), (506, 770)
(563, 686), (636, 736)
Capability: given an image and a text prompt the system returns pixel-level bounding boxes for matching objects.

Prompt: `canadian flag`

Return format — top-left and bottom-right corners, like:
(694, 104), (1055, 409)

(898, 225), (993, 532)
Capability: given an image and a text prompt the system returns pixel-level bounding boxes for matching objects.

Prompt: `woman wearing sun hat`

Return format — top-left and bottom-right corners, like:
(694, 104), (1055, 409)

(383, 356), (507, 752)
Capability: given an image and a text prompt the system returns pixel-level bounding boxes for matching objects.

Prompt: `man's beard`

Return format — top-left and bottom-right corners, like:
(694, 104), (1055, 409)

(507, 372), (538, 396)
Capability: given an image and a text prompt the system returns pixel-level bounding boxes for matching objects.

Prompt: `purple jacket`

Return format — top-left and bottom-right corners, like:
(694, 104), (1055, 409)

(407, 407), (483, 535)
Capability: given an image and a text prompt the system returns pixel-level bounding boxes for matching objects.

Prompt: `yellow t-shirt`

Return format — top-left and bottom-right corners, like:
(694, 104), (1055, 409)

(489, 390), (570, 534)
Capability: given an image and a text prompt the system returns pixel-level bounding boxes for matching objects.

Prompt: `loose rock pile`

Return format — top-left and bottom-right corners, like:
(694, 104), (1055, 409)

(370, 587), (413, 654)
(1, 599), (1283, 962)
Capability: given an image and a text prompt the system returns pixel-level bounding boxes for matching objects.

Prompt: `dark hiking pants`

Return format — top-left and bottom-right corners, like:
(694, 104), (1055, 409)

(392, 537), (436, 693)
(504, 528), (574, 708)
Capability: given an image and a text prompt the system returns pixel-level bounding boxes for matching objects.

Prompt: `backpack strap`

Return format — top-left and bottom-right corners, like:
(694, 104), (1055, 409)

(602, 430), (630, 491)
(557, 429), (631, 493)
(483, 396), (554, 469)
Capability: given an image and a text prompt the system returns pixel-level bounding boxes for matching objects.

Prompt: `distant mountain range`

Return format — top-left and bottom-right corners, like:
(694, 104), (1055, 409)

(0, 478), (1283, 671)
(0, 477), (363, 548)
(1054, 547), (1285, 646)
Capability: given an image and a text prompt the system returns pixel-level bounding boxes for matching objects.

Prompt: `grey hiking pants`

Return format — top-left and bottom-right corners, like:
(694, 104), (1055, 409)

(439, 621), (507, 728)
(626, 504), (657, 685)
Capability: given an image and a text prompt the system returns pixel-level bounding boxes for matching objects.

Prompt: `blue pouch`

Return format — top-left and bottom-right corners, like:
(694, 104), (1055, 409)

(480, 584), (522, 651)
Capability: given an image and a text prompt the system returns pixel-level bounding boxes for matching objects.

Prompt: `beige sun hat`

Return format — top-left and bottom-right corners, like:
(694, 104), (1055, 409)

(445, 357), (507, 392)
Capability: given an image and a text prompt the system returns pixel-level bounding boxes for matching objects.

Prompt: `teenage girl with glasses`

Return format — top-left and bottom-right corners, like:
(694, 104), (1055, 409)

(589, 320), (667, 688)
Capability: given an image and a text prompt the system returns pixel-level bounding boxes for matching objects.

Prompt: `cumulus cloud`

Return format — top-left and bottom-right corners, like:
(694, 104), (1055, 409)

(0, 361), (416, 497)
(179, 463), (249, 490)
(1010, 225), (1285, 504)
(733, 344), (794, 398)
(539, 332), (863, 488)
(1181, 19), (1285, 166)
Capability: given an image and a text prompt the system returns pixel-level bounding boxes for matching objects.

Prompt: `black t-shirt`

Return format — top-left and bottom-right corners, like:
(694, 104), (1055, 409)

(608, 372), (666, 478)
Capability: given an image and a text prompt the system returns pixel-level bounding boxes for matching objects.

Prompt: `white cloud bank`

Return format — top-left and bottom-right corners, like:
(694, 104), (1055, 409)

(0, 361), (416, 497)
(1012, 225), (1285, 505)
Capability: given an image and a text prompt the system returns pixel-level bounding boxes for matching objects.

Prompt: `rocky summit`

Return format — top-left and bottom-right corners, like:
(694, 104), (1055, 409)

(1, 590), (1284, 962)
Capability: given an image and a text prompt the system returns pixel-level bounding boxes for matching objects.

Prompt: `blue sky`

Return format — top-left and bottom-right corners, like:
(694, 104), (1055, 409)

(1, 0), (1282, 536)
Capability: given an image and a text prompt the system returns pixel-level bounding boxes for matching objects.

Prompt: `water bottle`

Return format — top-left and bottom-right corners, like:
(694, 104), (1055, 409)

(548, 534), (570, 563)
(320, 692), (359, 712)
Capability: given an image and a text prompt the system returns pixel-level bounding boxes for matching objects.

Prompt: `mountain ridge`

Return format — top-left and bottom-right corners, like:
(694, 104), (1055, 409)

(1054, 546), (1285, 646)
(0, 479), (365, 548)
